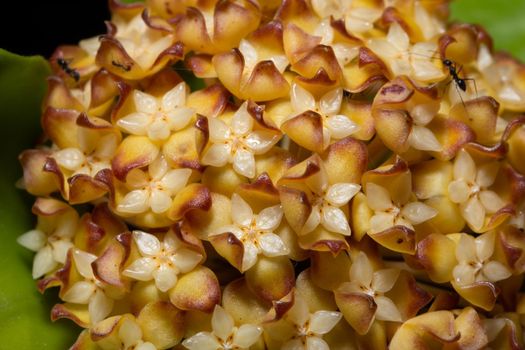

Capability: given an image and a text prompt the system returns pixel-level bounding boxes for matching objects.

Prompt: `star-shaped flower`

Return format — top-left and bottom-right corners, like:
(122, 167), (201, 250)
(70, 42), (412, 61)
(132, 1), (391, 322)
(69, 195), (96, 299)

(287, 83), (360, 145)
(447, 149), (506, 231)
(182, 305), (262, 350)
(116, 155), (192, 215)
(367, 22), (445, 83)
(211, 193), (288, 272)
(117, 82), (195, 141)
(366, 182), (438, 234)
(452, 232), (512, 286)
(123, 230), (203, 292)
(266, 293), (342, 350)
(61, 249), (114, 324)
(117, 317), (157, 350)
(201, 102), (281, 178)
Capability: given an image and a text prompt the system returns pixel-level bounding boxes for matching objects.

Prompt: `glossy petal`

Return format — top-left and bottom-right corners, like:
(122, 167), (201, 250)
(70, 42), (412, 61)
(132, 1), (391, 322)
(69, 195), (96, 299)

(453, 264), (476, 285)
(306, 337), (329, 350)
(408, 125), (442, 152)
(482, 261), (511, 282)
(350, 252), (373, 287)
(119, 318), (143, 348)
(242, 241), (259, 271)
(54, 148), (85, 171)
(326, 183), (361, 207)
(462, 197), (485, 230)
(62, 281), (95, 304)
(89, 290), (114, 324)
(454, 150), (476, 182)
(475, 232), (495, 262)
(182, 332), (221, 350)
(325, 115), (359, 139)
(256, 205), (283, 231)
(161, 82), (186, 111)
(134, 90), (158, 114)
(72, 249), (97, 279)
(282, 338), (304, 350)
(136, 343), (156, 350)
(401, 202), (438, 225)
(161, 168), (192, 193)
(18, 229), (46, 252)
(448, 180), (470, 203)
(291, 83), (316, 113)
(479, 190), (505, 214)
(233, 148), (256, 178)
(375, 295), (402, 322)
(212, 305), (234, 341)
(244, 131), (279, 154)
(117, 190), (150, 214)
(287, 295), (309, 327)
(134, 231), (161, 257)
(476, 162), (499, 188)
(150, 189), (172, 214)
(320, 88), (343, 116)
(201, 143), (230, 167)
(123, 257), (156, 281)
(148, 118), (171, 140)
(153, 264), (178, 292)
(301, 207), (321, 235)
(117, 112), (151, 135)
(232, 324), (263, 348)
(259, 233), (289, 257)
(372, 269), (400, 293)
(366, 183), (393, 211)
(170, 248), (202, 273)
(370, 212), (395, 234)
(322, 206), (351, 235)
(166, 107), (194, 131)
(309, 311), (342, 335)
(231, 193), (253, 227)
(456, 234), (477, 263)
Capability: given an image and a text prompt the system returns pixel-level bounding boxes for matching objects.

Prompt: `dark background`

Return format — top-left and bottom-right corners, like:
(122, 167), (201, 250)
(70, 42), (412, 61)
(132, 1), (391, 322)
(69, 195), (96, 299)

(0, 1), (110, 58)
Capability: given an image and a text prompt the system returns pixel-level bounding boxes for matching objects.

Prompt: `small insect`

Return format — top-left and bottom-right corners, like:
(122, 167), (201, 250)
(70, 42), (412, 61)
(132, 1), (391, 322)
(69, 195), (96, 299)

(56, 58), (80, 82)
(111, 60), (132, 72)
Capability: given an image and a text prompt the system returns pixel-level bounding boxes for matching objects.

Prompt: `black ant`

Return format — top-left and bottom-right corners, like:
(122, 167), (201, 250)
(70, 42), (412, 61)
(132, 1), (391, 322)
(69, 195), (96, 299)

(56, 58), (80, 82)
(111, 60), (132, 72)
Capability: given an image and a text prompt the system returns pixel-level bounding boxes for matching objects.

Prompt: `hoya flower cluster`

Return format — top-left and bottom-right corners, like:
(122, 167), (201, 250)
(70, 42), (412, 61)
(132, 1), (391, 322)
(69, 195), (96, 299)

(17, 0), (525, 348)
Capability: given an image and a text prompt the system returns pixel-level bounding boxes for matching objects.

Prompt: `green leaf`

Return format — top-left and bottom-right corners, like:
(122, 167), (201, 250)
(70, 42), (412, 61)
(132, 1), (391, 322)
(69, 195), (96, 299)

(0, 50), (79, 348)
(451, 0), (525, 62)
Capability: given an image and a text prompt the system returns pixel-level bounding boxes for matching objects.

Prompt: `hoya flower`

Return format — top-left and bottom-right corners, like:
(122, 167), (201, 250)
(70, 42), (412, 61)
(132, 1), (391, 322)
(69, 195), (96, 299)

(210, 193), (288, 272)
(123, 230), (203, 292)
(114, 317), (157, 350)
(17, 198), (78, 279)
(116, 155), (192, 215)
(311, 19), (360, 68)
(201, 102), (281, 178)
(266, 293), (342, 350)
(117, 82), (194, 141)
(337, 252), (402, 325)
(182, 305), (262, 350)
(281, 83), (359, 151)
(61, 249), (114, 324)
(301, 175), (361, 237)
(447, 149), (506, 231)
(452, 232), (512, 286)
(366, 182), (438, 234)
(367, 22), (445, 83)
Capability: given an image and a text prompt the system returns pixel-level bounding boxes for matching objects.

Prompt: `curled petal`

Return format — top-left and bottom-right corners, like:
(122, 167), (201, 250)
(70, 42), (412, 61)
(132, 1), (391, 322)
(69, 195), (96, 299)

(212, 305), (235, 341)
(374, 295), (402, 322)
(309, 311), (342, 335)
(322, 206), (351, 236)
(232, 324), (263, 348)
(123, 257), (156, 281)
(454, 150), (476, 182)
(482, 261), (511, 282)
(325, 115), (359, 139)
(117, 190), (150, 214)
(259, 233), (289, 257)
(401, 202), (438, 225)
(256, 205), (283, 231)
(366, 183), (392, 212)
(133, 231), (161, 256)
